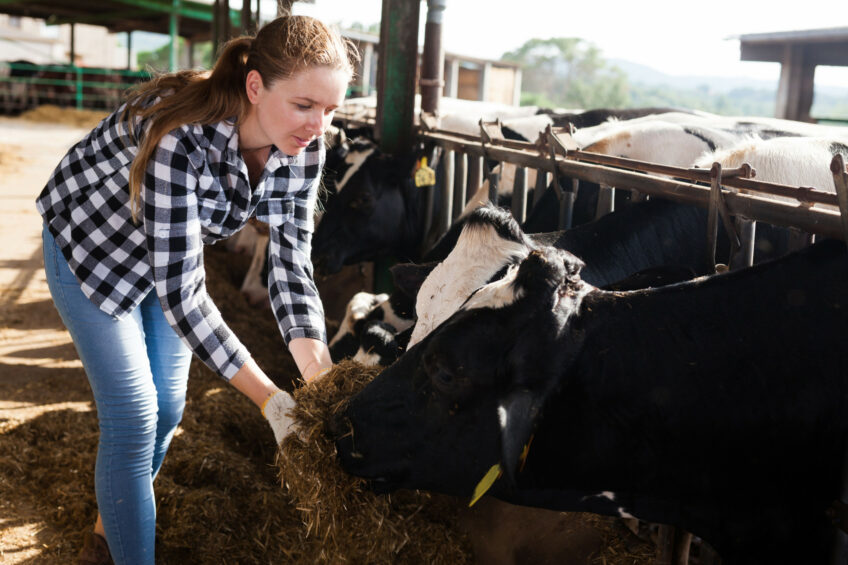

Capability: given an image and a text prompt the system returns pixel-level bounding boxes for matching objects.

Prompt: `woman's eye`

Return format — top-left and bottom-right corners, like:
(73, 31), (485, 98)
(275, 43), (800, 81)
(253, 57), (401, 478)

(295, 103), (311, 111)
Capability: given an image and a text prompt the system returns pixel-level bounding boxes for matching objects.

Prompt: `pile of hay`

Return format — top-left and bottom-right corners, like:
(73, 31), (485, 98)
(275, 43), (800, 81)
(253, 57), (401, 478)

(19, 104), (108, 129)
(0, 242), (657, 563)
(277, 359), (474, 564)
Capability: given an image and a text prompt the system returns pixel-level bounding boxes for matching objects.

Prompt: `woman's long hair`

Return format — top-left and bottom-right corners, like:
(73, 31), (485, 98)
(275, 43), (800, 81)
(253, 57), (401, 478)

(123, 15), (358, 220)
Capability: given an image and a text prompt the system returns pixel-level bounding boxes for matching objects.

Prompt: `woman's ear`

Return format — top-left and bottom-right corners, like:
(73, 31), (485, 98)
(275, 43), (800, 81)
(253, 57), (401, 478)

(245, 69), (264, 104)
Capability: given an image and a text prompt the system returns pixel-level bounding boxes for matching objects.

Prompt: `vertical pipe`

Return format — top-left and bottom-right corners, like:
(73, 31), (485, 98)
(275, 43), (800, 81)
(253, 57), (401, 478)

(69, 23), (76, 65)
(126, 31), (132, 70)
(420, 0), (446, 115)
(169, 0), (180, 72)
(241, 0), (253, 34)
(452, 151), (467, 220)
(376, 0), (420, 153)
(434, 148), (454, 241)
(511, 166), (528, 224)
(467, 155), (483, 200)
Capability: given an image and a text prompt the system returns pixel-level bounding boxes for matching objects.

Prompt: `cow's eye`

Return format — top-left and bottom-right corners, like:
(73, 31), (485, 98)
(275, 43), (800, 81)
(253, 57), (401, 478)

(431, 369), (456, 392)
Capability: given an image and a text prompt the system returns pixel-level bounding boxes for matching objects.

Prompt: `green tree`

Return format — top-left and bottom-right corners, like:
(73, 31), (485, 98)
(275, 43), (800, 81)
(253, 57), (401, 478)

(501, 37), (628, 109)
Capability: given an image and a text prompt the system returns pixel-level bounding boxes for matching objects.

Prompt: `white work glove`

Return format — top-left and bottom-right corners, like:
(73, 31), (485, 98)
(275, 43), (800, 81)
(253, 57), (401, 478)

(261, 390), (297, 446)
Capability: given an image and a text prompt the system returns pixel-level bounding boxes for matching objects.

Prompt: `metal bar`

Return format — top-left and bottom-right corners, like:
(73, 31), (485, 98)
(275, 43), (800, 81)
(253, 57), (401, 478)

(452, 151), (467, 221)
(169, 0), (180, 72)
(420, 129), (838, 207)
(74, 67), (83, 109)
(595, 184), (615, 219)
(376, 0), (420, 153)
(417, 130), (844, 239)
(533, 170), (548, 207)
(831, 154), (848, 245)
(438, 148), (455, 235)
(467, 155), (483, 201)
(511, 166), (528, 224)
(420, 0), (446, 115)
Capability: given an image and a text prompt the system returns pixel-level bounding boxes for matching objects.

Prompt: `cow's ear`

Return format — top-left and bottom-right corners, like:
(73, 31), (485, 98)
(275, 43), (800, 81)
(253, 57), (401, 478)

(499, 388), (544, 486)
(390, 262), (438, 298)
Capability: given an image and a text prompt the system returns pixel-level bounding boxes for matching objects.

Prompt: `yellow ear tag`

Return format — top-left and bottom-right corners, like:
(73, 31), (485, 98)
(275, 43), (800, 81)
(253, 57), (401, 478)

(413, 157), (436, 188)
(469, 463), (502, 507)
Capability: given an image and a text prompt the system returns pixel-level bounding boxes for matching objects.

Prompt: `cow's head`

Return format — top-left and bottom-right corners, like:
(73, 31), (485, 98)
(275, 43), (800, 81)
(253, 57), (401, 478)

(312, 149), (417, 274)
(334, 245), (591, 500)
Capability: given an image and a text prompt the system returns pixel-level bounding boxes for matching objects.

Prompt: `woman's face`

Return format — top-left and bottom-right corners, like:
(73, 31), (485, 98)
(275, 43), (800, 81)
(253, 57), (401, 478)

(245, 66), (349, 156)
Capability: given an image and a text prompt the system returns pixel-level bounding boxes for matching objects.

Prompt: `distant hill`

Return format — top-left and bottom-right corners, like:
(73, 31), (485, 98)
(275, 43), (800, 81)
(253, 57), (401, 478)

(610, 58), (848, 98)
(608, 58), (848, 119)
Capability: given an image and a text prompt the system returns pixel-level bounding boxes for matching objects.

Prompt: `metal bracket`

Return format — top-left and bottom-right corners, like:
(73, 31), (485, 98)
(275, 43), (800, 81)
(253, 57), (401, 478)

(705, 162), (756, 272)
(479, 118), (504, 203)
(830, 154), (848, 247)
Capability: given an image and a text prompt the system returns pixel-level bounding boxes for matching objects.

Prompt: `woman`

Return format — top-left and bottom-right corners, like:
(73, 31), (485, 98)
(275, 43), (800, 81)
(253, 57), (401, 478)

(36, 15), (357, 565)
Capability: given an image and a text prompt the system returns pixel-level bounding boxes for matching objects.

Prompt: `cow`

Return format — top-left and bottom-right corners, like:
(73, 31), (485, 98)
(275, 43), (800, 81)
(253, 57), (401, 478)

(335, 239), (848, 565)
(408, 201), (736, 348)
(328, 286), (415, 364)
(327, 263), (419, 364)
(312, 107), (713, 273)
(694, 136), (848, 196)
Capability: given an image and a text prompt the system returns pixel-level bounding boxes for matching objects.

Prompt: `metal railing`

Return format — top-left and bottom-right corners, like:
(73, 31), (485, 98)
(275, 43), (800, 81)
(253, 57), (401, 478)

(0, 61), (151, 112)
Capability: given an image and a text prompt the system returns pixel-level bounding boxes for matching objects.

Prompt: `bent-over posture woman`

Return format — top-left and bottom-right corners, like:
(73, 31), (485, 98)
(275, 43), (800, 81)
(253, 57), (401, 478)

(36, 15), (357, 565)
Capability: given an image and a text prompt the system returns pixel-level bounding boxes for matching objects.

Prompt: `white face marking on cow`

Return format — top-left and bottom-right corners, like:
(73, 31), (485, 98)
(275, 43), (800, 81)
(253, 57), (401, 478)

(336, 143), (376, 192)
(374, 301), (414, 333)
(352, 349), (381, 366)
(461, 264), (524, 312)
(580, 491), (634, 518)
(328, 291), (388, 347)
(407, 221), (530, 348)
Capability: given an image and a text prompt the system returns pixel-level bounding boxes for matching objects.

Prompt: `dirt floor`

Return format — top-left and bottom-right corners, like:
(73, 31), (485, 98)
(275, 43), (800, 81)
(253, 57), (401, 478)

(0, 110), (656, 564)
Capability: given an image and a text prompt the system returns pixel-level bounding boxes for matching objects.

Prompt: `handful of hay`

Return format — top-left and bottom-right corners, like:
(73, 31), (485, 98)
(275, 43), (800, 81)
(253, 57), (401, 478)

(276, 359), (473, 564)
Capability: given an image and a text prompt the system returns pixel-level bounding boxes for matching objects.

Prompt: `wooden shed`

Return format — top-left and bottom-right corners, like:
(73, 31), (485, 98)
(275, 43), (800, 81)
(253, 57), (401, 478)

(341, 28), (522, 106)
(738, 27), (848, 123)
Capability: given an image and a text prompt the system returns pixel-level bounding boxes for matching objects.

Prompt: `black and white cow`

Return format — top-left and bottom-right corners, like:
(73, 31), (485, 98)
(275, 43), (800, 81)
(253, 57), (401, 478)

(312, 107), (713, 273)
(335, 239), (848, 565)
(327, 285), (415, 364)
(408, 201), (742, 347)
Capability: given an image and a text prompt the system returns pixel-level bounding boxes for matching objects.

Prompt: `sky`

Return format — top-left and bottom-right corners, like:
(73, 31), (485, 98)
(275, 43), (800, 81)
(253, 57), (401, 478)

(288, 0), (848, 88)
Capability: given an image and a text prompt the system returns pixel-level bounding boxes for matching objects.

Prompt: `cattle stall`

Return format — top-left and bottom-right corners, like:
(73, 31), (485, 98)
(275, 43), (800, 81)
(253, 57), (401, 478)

(331, 106), (848, 565)
(333, 106), (847, 269)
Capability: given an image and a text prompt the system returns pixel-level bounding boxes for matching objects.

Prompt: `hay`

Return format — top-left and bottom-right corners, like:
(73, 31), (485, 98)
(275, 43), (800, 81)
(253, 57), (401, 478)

(277, 359), (474, 564)
(19, 104), (108, 129)
(0, 241), (657, 563)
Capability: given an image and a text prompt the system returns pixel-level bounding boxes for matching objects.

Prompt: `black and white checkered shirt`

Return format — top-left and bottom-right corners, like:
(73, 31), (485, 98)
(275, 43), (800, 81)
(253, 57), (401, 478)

(36, 105), (327, 379)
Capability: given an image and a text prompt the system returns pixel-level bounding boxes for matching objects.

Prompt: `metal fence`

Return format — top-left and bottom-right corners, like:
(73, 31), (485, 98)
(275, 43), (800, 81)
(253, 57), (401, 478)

(0, 61), (151, 114)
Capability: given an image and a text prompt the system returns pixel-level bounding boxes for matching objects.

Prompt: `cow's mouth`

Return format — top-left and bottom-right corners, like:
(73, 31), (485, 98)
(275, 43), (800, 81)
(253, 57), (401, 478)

(334, 435), (410, 492)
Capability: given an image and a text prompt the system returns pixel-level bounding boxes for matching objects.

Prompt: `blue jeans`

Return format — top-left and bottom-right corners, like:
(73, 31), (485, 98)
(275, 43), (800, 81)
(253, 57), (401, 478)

(42, 225), (191, 565)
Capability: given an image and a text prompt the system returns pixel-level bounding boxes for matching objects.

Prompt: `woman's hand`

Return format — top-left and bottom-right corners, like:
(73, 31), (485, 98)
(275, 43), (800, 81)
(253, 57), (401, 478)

(261, 390), (297, 445)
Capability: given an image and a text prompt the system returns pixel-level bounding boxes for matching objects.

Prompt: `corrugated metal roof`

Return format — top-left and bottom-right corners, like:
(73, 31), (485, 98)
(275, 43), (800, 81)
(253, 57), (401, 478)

(0, 0), (241, 40)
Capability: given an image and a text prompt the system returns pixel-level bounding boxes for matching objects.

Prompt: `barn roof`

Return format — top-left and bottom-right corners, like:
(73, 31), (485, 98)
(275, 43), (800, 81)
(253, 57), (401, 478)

(0, 0), (240, 40)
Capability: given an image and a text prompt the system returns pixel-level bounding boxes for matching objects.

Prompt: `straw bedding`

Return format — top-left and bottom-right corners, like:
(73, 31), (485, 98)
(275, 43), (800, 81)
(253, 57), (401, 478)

(0, 226), (656, 563)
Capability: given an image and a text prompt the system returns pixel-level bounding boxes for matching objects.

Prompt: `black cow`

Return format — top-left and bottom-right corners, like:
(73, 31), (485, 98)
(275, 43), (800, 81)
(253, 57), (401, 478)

(336, 239), (848, 565)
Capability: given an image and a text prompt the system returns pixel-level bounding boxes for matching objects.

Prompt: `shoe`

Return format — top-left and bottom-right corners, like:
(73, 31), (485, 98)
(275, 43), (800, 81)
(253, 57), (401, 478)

(78, 531), (114, 565)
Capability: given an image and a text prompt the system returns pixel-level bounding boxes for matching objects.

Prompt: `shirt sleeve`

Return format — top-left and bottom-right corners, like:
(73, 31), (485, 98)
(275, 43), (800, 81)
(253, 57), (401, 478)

(260, 146), (327, 345)
(142, 128), (250, 380)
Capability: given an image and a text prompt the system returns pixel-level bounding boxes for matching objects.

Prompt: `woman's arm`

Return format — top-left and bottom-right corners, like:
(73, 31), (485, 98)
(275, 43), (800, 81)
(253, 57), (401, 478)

(288, 337), (332, 382)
